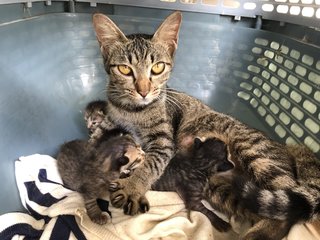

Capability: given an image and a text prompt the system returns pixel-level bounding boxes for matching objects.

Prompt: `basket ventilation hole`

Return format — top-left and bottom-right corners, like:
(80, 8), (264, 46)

(291, 107), (304, 121)
(302, 7), (315, 17)
(290, 123), (304, 138)
(180, 0), (197, 3)
(223, 0), (240, 8)
(262, 4), (274, 12)
(304, 137), (320, 153)
(290, 6), (301, 15)
(280, 112), (291, 125)
(303, 100), (317, 114)
(275, 125), (286, 138)
(243, 2), (256, 10)
(277, 5), (289, 14)
(305, 118), (320, 134)
(202, 0), (218, 5)
(308, 72), (320, 85)
(286, 136), (297, 145)
(280, 98), (291, 109)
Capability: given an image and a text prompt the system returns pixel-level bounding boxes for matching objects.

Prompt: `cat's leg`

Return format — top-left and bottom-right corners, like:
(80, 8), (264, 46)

(109, 123), (175, 215)
(83, 196), (109, 224)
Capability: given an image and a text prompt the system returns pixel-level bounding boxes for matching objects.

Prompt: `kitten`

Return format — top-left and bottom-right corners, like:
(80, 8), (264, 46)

(90, 12), (319, 239)
(84, 100), (232, 231)
(84, 100), (107, 136)
(57, 133), (145, 224)
(152, 137), (234, 231)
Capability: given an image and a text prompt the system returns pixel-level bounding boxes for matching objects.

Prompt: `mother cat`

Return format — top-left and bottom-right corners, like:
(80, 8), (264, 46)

(90, 12), (318, 239)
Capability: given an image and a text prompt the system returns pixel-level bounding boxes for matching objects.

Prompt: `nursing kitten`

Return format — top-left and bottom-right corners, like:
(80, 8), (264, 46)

(84, 100), (107, 136)
(90, 12), (319, 239)
(57, 133), (145, 224)
(152, 137), (234, 231)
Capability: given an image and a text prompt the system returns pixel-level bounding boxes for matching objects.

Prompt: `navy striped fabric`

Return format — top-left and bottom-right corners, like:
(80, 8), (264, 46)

(0, 165), (89, 240)
(50, 215), (87, 240)
(0, 223), (43, 240)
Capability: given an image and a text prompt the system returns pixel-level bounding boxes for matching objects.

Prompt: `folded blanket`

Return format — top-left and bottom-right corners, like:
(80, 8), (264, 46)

(0, 154), (319, 240)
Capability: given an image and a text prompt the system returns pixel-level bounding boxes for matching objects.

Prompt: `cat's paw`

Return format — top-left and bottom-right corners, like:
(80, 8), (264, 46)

(109, 178), (150, 215)
(124, 195), (150, 215)
(89, 212), (109, 225)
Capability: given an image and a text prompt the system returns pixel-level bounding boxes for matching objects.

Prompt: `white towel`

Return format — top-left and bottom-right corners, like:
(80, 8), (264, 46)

(0, 154), (237, 240)
(0, 154), (319, 240)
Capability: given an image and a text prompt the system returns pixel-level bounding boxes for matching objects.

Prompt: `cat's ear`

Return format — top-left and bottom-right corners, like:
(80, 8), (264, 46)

(152, 11), (182, 57)
(92, 13), (128, 56)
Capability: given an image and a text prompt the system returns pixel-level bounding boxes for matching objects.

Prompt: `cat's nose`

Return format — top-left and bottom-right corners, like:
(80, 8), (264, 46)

(138, 90), (149, 98)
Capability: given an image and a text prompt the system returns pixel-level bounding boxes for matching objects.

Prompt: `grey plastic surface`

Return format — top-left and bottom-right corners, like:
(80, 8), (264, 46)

(0, 12), (319, 214)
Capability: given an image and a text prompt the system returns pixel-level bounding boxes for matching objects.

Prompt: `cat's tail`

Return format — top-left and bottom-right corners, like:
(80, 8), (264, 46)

(234, 143), (320, 224)
(233, 178), (320, 224)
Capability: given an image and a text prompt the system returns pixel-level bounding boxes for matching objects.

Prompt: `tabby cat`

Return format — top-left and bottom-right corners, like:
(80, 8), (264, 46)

(90, 11), (319, 239)
(57, 132), (145, 224)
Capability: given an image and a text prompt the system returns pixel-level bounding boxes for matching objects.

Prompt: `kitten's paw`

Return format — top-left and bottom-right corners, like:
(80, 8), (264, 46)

(89, 212), (109, 225)
(109, 178), (149, 215)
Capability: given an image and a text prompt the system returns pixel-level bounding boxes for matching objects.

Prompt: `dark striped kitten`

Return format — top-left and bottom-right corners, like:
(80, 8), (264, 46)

(57, 133), (145, 224)
(91, 12), (320, 239)
(152, 137), (234, 231)
(84, 100), (107, 136)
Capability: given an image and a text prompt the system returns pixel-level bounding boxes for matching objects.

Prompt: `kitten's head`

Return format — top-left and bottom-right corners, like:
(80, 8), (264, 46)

(92, 12), (182, 109)
(192, 137), (234, 173)
(84, 100), (107, 134)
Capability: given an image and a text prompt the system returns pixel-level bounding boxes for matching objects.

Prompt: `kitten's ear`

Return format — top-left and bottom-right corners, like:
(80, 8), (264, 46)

(92, 13), (128, 56)
(152, 11), (182, 57)
(194, 137), (203, 149)
(118, 156), (130, 166)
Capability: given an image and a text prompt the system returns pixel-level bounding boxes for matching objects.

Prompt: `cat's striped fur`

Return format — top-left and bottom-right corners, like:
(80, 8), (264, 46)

(206, 143), (320, 239)
(91, 12), (319, 239)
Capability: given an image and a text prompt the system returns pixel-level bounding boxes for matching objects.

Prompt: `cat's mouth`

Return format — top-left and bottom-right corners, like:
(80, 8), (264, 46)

(134, 88), (161, 106)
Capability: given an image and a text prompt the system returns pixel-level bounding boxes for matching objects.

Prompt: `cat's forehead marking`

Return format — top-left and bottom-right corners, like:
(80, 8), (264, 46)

(110, 35), (170, 66)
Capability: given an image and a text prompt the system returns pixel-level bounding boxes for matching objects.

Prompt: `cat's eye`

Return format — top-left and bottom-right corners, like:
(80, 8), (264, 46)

(151, 62), (165, 75)
(118, 65), (132, 76)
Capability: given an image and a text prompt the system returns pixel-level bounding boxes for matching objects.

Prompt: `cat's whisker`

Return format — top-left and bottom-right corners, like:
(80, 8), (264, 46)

(165, 94), (182, 111)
